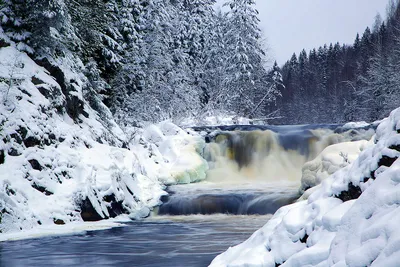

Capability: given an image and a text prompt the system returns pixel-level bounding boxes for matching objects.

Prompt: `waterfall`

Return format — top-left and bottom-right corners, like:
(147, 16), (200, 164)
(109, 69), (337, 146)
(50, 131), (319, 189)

(158, 124), (375, 216)
(203, 125), (373, 183)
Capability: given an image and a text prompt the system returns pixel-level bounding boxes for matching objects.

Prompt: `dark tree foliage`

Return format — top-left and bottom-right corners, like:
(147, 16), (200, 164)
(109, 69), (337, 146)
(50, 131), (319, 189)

(275, 0), (400, 125)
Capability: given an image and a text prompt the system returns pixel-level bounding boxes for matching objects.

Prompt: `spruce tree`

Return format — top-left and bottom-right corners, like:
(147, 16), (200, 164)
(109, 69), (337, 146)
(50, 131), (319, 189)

(0, 0), (33, 53)
(222, 0), (266, 115)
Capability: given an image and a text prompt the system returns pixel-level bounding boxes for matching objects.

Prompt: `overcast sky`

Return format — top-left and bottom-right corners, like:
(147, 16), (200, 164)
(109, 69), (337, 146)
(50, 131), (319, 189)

(255, 0), (388, 65)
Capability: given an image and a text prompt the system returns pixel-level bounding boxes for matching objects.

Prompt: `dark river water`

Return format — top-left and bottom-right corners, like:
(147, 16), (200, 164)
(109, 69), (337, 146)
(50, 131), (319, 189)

(0, 183), (299, 267)
(0, 215), (271, 267)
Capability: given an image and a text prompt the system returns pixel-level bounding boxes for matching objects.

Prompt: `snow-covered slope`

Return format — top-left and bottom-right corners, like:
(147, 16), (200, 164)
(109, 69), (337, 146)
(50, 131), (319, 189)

(0, 43), (207, 235)
(211, 108), (400, 267)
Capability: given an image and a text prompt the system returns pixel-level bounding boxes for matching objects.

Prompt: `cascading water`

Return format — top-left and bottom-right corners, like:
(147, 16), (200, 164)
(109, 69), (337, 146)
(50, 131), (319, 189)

(157, 124), (375, 216)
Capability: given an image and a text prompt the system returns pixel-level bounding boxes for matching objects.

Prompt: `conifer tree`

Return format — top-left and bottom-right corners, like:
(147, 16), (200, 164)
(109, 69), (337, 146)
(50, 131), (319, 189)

(0, 0), (33, 53)
(222, 0), (266, 115)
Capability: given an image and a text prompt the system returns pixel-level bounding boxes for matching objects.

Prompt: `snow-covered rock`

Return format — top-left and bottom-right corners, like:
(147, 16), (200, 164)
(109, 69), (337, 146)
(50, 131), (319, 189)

(210, 107), (400, 267)
(131, 121), (208, 185)
(300, 139), (372, 194)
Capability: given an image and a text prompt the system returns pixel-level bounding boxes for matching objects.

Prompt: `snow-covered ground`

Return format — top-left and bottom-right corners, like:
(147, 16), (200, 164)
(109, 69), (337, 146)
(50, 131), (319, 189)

(0, 216), (130, 242)
(0, 44), (207, 238)
(210, 108), (400, 266)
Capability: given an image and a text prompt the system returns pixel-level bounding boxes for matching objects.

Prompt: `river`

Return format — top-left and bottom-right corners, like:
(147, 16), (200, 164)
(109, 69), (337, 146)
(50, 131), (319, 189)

(0, 124), (373, 266)
(0, 183), (299, 267)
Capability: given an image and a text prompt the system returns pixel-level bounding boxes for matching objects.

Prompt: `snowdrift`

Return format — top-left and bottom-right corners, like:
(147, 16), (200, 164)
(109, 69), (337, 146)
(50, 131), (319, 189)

(210, 108), (400, 266)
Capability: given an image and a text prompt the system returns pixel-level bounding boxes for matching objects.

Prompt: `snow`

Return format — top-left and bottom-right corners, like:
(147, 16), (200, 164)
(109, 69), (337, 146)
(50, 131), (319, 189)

(178, 114), (253, 128)
(0, 216), (130, 242)
(342, 121), (371, 130)
(0, 120), (206, 236)
(133, 121), (208, 185)
(210, 107), (400, 267)
(0, 44), (392, 264)
(0, 45), (208, 237)
(300, 139), (372, 194)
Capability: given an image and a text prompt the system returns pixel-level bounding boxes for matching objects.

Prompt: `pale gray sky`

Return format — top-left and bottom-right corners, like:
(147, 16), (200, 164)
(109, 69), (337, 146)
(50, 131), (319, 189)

(255, 0), (388, 64)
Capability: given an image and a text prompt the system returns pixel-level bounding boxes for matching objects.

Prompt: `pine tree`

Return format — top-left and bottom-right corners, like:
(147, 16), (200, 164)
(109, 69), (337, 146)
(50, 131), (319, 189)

(258, 61), (284, 118)
(176, 0), (216, 110)
(222, 0), (266, 116)
(0, 0), (283, 125)
(67, 0), (123, 78)
(0, 0), (33, 53)
(373, 13), (383, 34)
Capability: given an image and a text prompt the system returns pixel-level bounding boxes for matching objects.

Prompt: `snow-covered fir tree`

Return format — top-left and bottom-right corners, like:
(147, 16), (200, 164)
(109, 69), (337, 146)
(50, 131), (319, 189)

(220, 0), (269, 116)
(0, 0), (282, 125)
(0, 0), (33, 53)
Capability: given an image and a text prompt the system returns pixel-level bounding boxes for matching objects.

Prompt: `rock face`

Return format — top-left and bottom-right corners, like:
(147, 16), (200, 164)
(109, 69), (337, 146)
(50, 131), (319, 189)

(28, 159), (42, 171)
(335, 183), (362, 202)
(35, 57), (87, 121)
(79, 198), (105, 222)
(79, 194), (127, 222)
(0, 150), (4, 164)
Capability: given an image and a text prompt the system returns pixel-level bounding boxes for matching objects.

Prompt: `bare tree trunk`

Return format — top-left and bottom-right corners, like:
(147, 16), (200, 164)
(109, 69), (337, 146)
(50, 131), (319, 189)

(247, 84), (274, 118)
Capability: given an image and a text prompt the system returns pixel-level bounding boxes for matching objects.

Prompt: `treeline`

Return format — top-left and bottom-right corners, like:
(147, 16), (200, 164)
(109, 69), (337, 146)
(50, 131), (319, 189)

(0, 0), (281, 126)
(274, 0), (400, 124)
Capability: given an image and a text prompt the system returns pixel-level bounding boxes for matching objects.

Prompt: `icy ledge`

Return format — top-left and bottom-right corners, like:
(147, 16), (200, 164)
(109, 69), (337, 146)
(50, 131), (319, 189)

(211, 107), (400, 267)
(0, 216), (130, 242)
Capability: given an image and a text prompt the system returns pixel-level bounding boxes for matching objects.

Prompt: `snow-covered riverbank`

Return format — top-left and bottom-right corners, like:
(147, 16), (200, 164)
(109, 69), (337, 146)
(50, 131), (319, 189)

(211, 108), (400, 267)
(0, 45), (208, 236)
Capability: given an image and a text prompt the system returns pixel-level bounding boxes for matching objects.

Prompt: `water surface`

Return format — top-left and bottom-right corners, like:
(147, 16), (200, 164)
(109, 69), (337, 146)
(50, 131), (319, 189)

(0, 214), (272, 267)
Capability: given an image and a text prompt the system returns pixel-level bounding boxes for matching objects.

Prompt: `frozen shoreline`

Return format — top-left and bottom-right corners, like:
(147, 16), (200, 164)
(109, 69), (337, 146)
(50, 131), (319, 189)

(0, 216), (130, 242)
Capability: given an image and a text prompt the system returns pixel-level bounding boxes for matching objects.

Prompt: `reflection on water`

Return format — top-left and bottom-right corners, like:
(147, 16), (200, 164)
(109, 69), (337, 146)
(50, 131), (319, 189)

(0, 214), (272, 267)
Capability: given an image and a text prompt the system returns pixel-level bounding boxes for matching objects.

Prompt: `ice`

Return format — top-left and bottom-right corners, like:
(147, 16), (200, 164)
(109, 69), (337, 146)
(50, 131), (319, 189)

(0, 121), (207, 234)
(342, 121), (370, 130)
(179, 114), (253, 128)
(0, 216), (130, 242)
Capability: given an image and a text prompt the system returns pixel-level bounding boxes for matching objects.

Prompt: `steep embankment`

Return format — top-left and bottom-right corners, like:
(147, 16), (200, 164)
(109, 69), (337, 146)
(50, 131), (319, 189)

(0, 37), (207, 235)
(211, 108), (400, 266)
